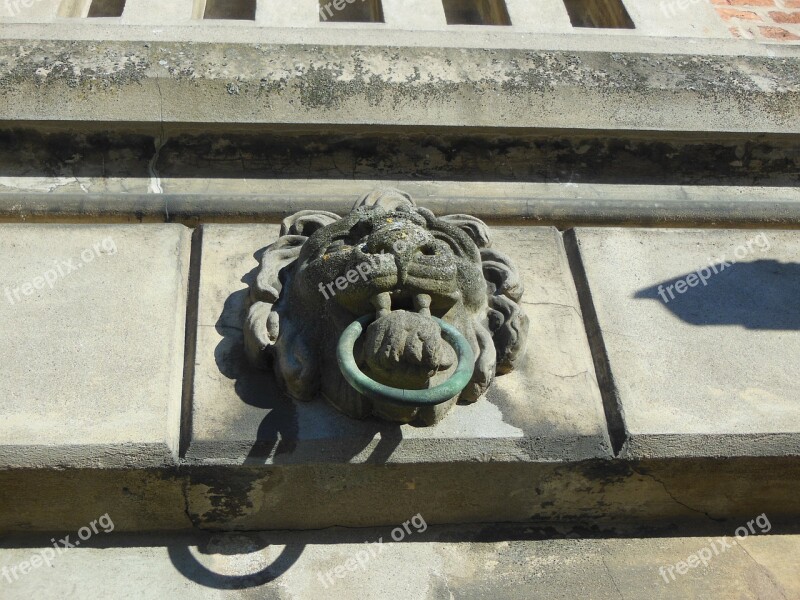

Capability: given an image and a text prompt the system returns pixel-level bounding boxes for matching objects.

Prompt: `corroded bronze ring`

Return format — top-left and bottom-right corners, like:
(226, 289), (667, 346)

(336, 315), (475, 407)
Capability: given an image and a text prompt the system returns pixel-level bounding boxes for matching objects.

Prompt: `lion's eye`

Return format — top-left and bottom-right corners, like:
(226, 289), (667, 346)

(349, 220), (373, 241)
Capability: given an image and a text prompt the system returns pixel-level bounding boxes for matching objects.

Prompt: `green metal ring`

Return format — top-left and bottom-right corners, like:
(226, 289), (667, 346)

(336, 314), (475, 408)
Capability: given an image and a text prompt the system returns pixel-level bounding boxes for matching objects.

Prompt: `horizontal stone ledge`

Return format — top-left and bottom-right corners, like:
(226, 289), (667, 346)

(1, 22), (794, 57)
(2, 188), (800, 228)
(0, 40), (798, 133)
(3, 458), (800, 532)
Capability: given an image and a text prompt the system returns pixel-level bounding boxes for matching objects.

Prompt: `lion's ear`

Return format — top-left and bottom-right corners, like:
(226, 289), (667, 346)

(280, 210), (341, 237)
(480, 248), (523, 301)
(245, 235), (308, 366)
(439, 214), (492, 248)
(251, 235), (307, 303)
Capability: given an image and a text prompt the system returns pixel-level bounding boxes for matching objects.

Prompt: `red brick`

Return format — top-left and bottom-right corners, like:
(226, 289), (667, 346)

(758, 25), (800, 39)
(716, 7), (762, 19)
(712, 0), (773, 5)
(769, 11), (800, 23)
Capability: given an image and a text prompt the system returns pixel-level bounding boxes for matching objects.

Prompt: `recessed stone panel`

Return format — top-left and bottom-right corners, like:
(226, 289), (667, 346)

(0, 224), (191, 467)
(568, 227), (800, 458)
(188, 224), (611, 464)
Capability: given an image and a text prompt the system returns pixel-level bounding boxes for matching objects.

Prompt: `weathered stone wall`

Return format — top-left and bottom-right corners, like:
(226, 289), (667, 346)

(0, 0), (797, 539)
(1, 221), (799, 532)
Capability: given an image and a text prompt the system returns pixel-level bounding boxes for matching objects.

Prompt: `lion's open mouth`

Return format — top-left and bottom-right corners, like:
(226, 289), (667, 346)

(371, 291), (437, 318)
(335, 284), (460, 321)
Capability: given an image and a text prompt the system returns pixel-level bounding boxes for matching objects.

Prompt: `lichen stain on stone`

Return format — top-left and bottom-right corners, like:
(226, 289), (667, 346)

(185, 469), (283, 527)
(0, 42), (151, 94)
(187, 476), (249, 525)
(297, 63), (347, 110)
(1, 41), (798, 127)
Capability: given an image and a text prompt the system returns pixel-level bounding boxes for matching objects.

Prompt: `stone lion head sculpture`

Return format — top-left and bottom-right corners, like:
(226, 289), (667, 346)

(244, 189), (529, 425)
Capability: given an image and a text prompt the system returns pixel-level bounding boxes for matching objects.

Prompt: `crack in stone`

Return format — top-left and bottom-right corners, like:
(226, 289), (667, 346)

(522, 300), (583, 319)
(180, 476), (200, 530)
(738, 543), (789, 599)
(149, 75), (169, 219)
(148, 136), (166, 195)
(631, 467), (725, 523)
(601, 552), (625, 600)
(545, 370), (590, 380)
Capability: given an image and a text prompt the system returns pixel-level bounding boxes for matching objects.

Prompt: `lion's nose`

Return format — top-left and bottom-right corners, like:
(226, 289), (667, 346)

(365, 226), (436, 261)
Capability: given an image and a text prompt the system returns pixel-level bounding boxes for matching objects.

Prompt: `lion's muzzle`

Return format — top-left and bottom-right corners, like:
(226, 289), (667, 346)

(362, 309), (457, 389)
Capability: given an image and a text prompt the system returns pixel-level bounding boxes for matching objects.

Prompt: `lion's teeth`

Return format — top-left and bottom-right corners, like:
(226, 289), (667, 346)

(371, 292), (392, 319)
(414, 293), (432, 317)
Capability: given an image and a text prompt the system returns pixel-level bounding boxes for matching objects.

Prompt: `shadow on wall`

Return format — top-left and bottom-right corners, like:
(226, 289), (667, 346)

(212, 246), (404, 464)
(634, 260), (800, 331)
(168, 538), (304, 590)
(2, 128), (800, 187)
(168, 247), (404, 589)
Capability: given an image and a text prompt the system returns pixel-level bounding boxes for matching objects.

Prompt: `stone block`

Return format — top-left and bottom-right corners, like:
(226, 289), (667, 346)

(567, 227), (800, 458)
(0, 224), (191, 468)
(2, 41), (798, 135)
(179, 223), (614, 528)
(188, 224), (611, 464)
